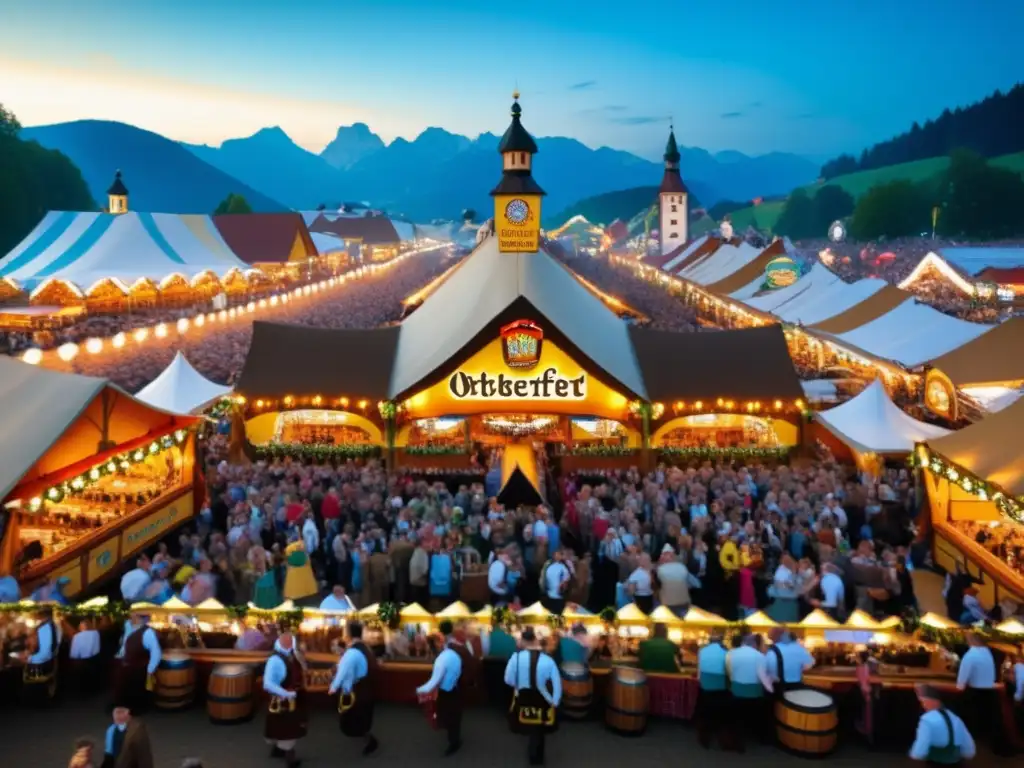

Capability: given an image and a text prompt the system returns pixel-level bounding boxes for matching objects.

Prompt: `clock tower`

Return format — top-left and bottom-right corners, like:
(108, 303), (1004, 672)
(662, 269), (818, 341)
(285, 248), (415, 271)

(658, 127), (688, 254)
(491, 92), (545, 253)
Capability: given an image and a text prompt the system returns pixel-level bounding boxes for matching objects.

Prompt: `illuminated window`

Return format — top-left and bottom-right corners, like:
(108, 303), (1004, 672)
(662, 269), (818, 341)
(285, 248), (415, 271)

(670, 220), (678, 226)
(671, 205), (678, 212)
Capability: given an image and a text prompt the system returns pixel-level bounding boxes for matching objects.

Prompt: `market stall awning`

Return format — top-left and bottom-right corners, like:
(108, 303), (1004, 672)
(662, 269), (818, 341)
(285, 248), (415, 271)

(135, 352), (232, 415)
(814, 379), (950, 455)
(923, 396), (1024, 496)
(922, 317), (1024, 387)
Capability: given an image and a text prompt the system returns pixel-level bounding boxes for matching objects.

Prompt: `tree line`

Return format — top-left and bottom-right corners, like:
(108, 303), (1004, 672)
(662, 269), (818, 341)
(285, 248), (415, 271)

(821, 84), (1024, 180)
(774, 149), (1024, 241)
(0, 103), (95, 258)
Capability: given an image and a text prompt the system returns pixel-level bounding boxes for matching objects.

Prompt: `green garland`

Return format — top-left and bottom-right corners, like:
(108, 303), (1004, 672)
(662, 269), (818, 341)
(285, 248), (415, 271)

(403, 445), (467, 455)
(28, 428), (191, 509)
(658, 446), (792, 463)
(255, 442), (380, 462)
(912, 446), (1023, 524)
(377, 601), (401, 629)
(567, 444), (634, 456)
(377, 401), (399, 420)
(492, 606), (520, 632)
(598, 606), (618, 627)
(546, 613), (566, 631)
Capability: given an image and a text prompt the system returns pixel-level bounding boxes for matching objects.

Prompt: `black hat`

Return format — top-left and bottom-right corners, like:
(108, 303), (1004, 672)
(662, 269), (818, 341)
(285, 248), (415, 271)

(439, 619), (454, 636)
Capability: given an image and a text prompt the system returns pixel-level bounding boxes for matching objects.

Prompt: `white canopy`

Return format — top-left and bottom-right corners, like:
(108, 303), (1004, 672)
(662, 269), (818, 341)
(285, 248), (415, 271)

(679, 242), (761, 285)
(814, 379), (950, 455)
(660, 235), (709, 272)
(775, 275), (888, 326)
(745, 262), (841, 313)
(135, 352), (232, 414)
(310, 232), (348, 255)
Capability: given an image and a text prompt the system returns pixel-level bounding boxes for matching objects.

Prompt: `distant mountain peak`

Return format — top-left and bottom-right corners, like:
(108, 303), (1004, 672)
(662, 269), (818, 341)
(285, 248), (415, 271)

(320, 123), (385, 170)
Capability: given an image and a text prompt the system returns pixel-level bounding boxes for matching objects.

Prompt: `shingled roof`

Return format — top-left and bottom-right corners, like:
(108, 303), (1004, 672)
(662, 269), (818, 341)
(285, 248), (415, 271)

(310, 214), (401, 246)
(214, 213), (317, 264)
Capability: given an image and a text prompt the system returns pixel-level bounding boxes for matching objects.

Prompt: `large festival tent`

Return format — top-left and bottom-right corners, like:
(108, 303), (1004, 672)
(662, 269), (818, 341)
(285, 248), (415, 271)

(0, 211), (256, 297)
(900, 247), (1024, 294)
(135, 352), (233, 415)
(676, 240), (763, 286)
(813, 379), (950, 459)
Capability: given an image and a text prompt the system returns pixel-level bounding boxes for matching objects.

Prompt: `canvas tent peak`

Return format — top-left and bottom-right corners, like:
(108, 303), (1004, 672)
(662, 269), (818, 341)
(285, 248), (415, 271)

(135, 351), (233, 415)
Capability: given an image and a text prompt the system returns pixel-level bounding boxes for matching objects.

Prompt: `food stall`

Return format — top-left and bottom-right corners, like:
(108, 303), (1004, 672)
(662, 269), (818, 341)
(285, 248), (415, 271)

(0, 359), (200, 597)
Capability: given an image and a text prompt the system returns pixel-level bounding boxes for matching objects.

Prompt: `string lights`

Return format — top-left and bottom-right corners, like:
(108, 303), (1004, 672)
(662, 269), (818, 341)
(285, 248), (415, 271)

(914, 444), (1023, 524)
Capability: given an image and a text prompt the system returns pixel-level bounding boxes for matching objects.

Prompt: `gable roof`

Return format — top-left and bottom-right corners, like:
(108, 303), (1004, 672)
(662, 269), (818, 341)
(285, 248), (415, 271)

(236, 321), (400, 401)
(925, 395), (1024, 496)
(814, 379), (950, 455)
(923, 317), (1024, 387)
(213, 213), (316, 265)
(311, 214), (401, 246)
(389, 235), (647, 399)
(706, 239), (787, 296)
(662, 236), (721, 273)
(809, 285), (912, 334)
(135, 352), (233, 414)
(628, 324), (803, 403)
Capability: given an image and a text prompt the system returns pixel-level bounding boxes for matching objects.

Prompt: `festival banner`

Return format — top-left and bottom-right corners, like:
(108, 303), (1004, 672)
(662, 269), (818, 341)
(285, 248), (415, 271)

(493, 194), (541, 253)
(121, 491), (195, 556)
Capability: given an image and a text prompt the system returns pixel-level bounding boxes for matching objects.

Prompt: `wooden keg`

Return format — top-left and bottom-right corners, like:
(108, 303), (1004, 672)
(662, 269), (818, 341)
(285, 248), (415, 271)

(604, 667), (648, 735)
(560, 663), (592, 721)
(207, 664), (255, 724)
(155, 651), (195, 710)
(774, 688), (839, 756)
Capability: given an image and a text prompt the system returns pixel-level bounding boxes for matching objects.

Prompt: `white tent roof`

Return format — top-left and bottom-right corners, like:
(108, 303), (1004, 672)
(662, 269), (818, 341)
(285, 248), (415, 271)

(814, 379), (951, 454)
(826, 299), (993, 367)
(0, 211), (252, 292)
(310, 232), (348, 255)
(135, 352), (233, 414)
(390, 235), (647, 399)
(774, 275), (888, 326)
(659, 235), (709, 272)
(745, 262), (842, 313)
(391, 220), (417, 242)
(679, 242), (761, 285)
(936, 247), (1024, 276)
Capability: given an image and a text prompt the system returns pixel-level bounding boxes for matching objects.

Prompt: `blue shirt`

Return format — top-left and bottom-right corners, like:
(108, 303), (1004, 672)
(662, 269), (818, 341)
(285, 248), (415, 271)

(909, 709), (976, 761)
(546, 523), (560, 554)
(698, 643), (728, 690)
(330, 646), (369, 694)
(262, 651), (296, 698)
(504, 650), (562, 707)
(104, 724), (128, 756)
(726, 645), (768, 687)
(118, 626), (162, 674)
(956, 646), (996, 689)
(28, 621), (60, 665)
(765, 640), (814, 683)
(416, 647), (462, 694)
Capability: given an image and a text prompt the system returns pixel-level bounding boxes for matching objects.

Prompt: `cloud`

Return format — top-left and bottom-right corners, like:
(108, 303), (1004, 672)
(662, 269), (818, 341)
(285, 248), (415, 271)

(609, 116), (664, 125)
(720, 111), (744, 119)
(576, 104), (627, 116)
(568, 80), (597, 90)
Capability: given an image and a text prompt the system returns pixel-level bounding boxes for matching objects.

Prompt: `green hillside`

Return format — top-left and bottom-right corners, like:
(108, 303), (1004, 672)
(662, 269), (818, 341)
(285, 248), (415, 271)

(726, 150), (1024, 234)
(545, 186), (659, 228)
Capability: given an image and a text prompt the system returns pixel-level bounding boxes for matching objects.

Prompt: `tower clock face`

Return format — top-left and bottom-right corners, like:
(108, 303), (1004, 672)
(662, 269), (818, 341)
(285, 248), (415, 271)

(505, 198), (530, 225)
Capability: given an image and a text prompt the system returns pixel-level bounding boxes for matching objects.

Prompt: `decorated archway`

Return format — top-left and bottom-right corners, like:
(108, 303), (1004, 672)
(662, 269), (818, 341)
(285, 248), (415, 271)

(245, 409), (384, 446)
(651, 413), (798, 448)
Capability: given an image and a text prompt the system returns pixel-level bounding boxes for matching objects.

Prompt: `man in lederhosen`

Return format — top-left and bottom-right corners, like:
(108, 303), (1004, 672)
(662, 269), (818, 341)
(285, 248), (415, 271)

(262, 629), (306, 768)
(725, 633), (773, 751)
(329, 620), (379, 756)
(764, 628), (814, 695)
(20, 604), (61, 707)
(113, 611), (161, 714)
(695, 631), (729, 749)
(416, 620), (464, 756)
(504, 627), (562, 766)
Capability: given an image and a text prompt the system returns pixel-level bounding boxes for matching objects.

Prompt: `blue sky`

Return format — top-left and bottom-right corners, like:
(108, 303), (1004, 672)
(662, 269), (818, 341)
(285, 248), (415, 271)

(1, 0), (1021, 160)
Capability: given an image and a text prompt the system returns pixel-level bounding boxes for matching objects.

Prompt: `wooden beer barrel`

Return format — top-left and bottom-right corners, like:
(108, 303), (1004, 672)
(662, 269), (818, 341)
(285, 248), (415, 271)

(155, 652), (195, 710)
(775, 689), (838, 756)
(207, 664), (255, 724)
(560, 663), (592, 720)
(604, 667), (648, 735)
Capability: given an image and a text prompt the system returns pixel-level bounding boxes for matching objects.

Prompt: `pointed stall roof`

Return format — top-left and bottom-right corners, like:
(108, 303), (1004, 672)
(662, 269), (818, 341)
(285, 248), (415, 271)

(389, 235), (647, 399)
(814, 379), (950, 455)
(107, 170), (129, 196)
(922, 317), (1024, 387)
(135, 352), (233, 415)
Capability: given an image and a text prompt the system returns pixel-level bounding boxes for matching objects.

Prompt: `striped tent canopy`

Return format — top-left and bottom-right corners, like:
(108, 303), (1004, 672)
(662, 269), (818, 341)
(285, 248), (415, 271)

(0, 211), (258, 296)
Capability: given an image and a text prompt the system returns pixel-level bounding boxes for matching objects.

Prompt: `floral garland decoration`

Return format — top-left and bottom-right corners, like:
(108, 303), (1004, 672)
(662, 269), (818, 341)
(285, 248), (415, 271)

(403, 444), (467, 455)
(377, 400), (400, 420)
(30, 428), (191, 510)
(913, 445), (1023, 524)
(658, 446), (791, 463)
(255, 442), (381, 462)
(567, 444), (634, 457)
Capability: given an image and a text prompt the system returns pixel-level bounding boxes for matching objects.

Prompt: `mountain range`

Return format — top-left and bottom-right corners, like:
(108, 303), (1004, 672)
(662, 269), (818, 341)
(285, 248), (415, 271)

(21, 121), (286, 213)
(22, 120), (820, 222)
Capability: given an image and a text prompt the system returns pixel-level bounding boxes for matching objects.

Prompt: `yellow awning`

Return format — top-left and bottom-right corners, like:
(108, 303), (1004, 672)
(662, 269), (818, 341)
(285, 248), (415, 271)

(844, 610), (882, 630)
(616, 603), (649, 624)
(919, 612), (958, 630)
(436, 601), (472, 618)
(472, 606), (494, 621)
(399, 602), (434, 621)
(744, 611), (778, 629)
(682, 607), (726, 625)
(357, 603), (380, 618)
(649, 606), (683, 624)
(876, 615), (903, 629)
(799, 609), (841, 629)
(995, 618), (1024, 635)
(160, 597), (192, 612)
(195, 598), (227, 612)
(517, 602), (552, 620)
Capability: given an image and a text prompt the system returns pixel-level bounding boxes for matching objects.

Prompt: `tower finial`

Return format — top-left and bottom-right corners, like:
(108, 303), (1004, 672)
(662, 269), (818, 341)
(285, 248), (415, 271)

(513, 88), (520, 100)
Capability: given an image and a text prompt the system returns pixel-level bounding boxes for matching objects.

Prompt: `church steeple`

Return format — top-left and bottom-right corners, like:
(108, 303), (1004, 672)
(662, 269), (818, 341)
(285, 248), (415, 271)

(658, 126), (688, 254)
(491, 91), (545, 253)
(107, 170), (129, 214)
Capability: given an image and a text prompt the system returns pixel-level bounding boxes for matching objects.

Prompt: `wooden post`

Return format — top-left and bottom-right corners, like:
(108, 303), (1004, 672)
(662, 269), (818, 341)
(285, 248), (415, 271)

(386, 414), (397, 470)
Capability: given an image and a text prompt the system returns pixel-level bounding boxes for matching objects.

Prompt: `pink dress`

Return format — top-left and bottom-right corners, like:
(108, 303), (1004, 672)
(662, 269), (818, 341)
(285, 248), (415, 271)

(737, 567), (756, 611)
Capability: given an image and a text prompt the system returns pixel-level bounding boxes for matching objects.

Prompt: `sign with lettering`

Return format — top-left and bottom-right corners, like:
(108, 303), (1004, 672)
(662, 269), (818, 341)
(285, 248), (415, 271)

(121, 491), (195, 556)
(494, 194), (541, 253)
(88, 537), (120, 584)
(51, 557), (83, 598)
(448, 367), (587, 401)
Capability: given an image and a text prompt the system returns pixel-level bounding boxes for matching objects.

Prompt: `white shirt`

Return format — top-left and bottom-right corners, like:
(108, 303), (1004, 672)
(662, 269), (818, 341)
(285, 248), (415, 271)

(28, 621), (61, 664)
(909, 708), (976, 761)
(70, 628), (101, 660)
(120, 568), (152, 601)
(503, 649), (562, 707)
(330, 645), (369, 695)
(319, 593), (355, 613)
(819, 572), (845, 608)
(827, 504), (847, 528)
(118, 625), (162, 674)
(544, 561), (570, 599)
(532, 520), (549, 539)
(488, 560), (509, 595)
(263, 644), (298, 699)
(416, 647), (462, 694)
(771, 564), (798, 599)
(956, 645), (996, 689)
(627, 567), (653, 597)
(302, 519), (320, 554)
